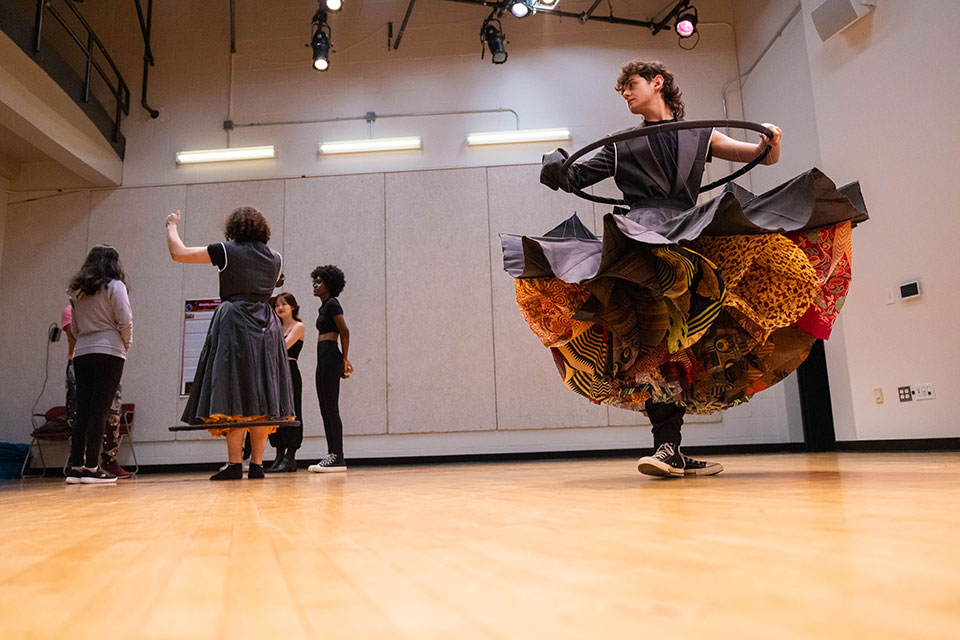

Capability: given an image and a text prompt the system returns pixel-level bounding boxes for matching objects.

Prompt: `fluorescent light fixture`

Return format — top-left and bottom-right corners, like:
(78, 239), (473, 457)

(176, 146), (276, 164)
(319, 136), (422, 155)
(466, 128), (571, 146)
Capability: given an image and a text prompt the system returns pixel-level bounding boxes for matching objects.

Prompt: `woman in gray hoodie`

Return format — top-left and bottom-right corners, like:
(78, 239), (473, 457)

(65, 245), (132, 484)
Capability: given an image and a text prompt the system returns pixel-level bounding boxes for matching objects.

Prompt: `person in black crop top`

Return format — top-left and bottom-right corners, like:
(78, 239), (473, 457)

(265, 292), (305, 473)
(166, 206), (295, 481)
(307, 265), (352, 473)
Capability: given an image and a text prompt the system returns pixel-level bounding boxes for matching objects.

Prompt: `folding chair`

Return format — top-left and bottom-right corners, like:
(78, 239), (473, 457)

(116, 403), (138, 474)
(22, 406), (71, 477)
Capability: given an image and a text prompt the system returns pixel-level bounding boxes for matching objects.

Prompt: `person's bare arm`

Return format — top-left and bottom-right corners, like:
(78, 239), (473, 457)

(333, 314), (353, 377)
(165, 210), (212, 264)
(710, 124), (782, 165)
(284, 322), (305, 349)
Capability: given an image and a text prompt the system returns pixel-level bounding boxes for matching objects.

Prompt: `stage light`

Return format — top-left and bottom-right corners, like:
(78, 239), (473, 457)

(312, 23), (331, 70)
(319, 136), (422, 155)
(675, 6), (698, 38)
(325, 0), (342, 11)
(176, 146), (277, 165)
(482, 21), (508, 64)
(509, 1), (530, 18)
(466, 128), (571, 146)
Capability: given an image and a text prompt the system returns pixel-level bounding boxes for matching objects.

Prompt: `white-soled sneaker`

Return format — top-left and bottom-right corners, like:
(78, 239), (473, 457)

(680, 452), (723, 476)
(65, 467), (83, 484)
(79, 467), (118, 484)
(307, 453), (346, 473)
(637, 443), (684, 477)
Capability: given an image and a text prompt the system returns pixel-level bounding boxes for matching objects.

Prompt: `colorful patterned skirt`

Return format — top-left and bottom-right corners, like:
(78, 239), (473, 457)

(500, 169), (867, 415)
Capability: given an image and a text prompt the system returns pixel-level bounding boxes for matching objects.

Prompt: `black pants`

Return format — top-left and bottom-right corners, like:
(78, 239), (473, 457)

(646, 400), (684, 448)
(70, 353), (124, 468)
(316, 341), (344, 457)
(268, 359), (304, 451)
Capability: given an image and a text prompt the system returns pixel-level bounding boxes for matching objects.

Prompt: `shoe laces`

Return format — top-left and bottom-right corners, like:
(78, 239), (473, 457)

(653, 443), (676, 461)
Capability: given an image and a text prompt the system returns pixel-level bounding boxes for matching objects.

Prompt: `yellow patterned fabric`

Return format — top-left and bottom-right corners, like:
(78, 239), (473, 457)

(689, 234), (818, 342)
(515, 277), (593, 348)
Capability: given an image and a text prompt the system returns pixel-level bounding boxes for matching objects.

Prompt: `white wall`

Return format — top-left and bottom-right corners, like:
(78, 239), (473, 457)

(1, 0), (811, 464)
(795, 0), (960, 440)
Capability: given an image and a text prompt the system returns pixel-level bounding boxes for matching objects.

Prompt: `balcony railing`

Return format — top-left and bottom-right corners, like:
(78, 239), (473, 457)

(1, 0), (131, 158)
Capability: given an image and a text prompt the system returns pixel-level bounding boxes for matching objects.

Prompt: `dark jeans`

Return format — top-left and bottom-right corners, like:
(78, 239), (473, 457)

(268, 359), (304, 451)
(70, 353), (124, 468)
(316, 341), (344, 457)
(646, 400), (685, 448)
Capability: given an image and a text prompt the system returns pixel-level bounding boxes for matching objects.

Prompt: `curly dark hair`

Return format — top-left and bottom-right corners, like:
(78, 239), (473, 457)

(310, 264), (345, 297)
(270, 291), (301, 322)
(69, 245), (127, 296)
(615, 59), (685, 119)
(224, 206), (271, 243)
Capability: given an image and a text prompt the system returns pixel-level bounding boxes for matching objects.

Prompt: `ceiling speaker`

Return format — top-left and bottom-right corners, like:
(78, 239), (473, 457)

(811, 0), (877, 42)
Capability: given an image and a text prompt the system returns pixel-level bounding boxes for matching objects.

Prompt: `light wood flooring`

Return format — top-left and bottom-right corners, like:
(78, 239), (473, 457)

(1, 452), (959, 640)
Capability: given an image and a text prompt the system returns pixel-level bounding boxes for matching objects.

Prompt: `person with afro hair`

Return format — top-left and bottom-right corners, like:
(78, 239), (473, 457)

(307, 264), (352, 473)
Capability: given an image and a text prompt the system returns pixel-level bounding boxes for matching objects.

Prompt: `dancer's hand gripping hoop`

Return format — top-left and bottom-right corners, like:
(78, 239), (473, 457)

(558, 119), (774, 206)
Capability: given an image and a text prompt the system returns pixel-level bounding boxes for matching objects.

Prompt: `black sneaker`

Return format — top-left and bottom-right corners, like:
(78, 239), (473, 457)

(65, 467), (83, 485)
(79, 467), (118, 484)
(307, 453), (346, 473)
(680, 452), (723, 476)
(638, 443), (685, 477)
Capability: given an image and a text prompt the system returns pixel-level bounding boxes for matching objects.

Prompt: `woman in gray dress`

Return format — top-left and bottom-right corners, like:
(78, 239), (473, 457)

(165, 206), (295, 480)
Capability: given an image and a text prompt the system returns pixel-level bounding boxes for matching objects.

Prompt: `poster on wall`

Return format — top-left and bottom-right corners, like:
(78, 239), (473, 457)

(180, 298), (220, 396)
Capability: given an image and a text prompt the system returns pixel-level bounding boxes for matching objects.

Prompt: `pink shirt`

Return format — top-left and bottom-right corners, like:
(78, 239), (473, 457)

(61, 304), (72, 361)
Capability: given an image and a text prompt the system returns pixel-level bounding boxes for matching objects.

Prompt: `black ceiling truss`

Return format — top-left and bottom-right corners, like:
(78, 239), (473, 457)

(440, 0), (694, 32)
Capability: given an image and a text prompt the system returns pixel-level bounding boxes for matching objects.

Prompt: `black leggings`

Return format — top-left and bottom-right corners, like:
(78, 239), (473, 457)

(646, 400), (685, 448)
(71, 353), (124, 468)
(268, 359), (304, 451)
(316, 341), (344, 457)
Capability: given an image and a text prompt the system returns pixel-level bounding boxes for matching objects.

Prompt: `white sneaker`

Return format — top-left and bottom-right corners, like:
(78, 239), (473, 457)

(307, 453), (346, 473)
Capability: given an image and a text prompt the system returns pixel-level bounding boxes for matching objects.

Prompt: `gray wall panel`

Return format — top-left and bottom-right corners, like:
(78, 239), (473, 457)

(385, 168), (496, 433)
(284, 174), (387, 438)
(0, 192), (89, 442)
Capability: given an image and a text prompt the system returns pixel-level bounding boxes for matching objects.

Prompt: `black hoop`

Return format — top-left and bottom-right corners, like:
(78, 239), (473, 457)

(169, 419), (302, 432)
(559, 119), (774, 206)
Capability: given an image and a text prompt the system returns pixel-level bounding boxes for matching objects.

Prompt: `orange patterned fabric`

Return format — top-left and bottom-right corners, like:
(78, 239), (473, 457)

(203, 414), (280, 438)
(515, 277), (593, 348)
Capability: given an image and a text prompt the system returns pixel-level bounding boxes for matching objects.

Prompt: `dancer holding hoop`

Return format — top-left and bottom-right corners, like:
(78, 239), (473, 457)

(166, 206), (295, 480)
(502, 60), (867, 477)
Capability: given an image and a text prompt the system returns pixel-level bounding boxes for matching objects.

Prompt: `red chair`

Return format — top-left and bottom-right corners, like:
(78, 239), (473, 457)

(117, 403), (138, 473)
(22, 406), (71, 477)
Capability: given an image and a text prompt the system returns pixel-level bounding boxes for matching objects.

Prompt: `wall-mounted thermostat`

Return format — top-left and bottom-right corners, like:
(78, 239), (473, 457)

(899, 280), (921, 301)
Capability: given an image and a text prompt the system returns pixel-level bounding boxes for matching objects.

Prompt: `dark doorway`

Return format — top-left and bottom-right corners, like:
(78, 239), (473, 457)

(797, 339), (837, 451)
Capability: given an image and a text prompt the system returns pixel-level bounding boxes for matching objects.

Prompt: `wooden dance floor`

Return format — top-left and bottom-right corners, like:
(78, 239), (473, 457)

(1, 452), (959, 639)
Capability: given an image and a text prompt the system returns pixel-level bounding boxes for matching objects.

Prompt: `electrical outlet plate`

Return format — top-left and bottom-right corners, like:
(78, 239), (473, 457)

(873, 388), (883, 404)
(912, 382), (935, 401)
(897, 386), (912, 402)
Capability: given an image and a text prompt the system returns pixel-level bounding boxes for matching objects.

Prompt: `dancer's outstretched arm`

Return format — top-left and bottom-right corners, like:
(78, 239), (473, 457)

(165, 210), (212, 263)
(711, 123), (782, 165)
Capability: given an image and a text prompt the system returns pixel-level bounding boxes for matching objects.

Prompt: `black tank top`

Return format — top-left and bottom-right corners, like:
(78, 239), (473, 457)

(287, 338), (303, 360)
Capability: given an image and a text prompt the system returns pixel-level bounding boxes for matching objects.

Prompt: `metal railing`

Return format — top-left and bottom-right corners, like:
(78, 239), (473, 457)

(28, 0), (131, 150)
